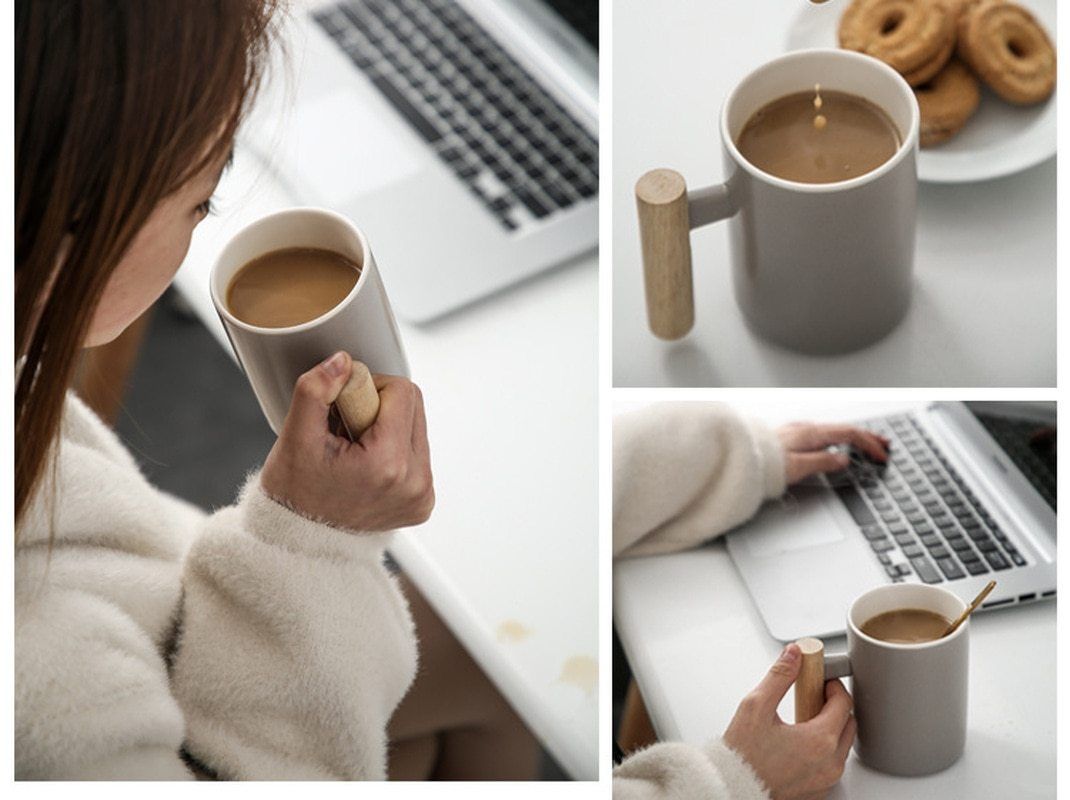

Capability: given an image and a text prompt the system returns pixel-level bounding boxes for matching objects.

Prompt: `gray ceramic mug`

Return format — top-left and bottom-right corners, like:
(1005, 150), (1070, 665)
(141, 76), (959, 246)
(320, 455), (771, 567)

(824, 583), (969, 776)
(636, 48), (919, 354)
(210, 207), (409, 434)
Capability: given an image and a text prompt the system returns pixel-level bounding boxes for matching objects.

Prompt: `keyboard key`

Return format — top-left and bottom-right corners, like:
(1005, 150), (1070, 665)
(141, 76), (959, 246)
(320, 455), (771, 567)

(835, 485), (876, 525)
(885, 564), (901, 579)
(929, 545), (950, 560)
(894, 533), (915, 546)
(920, 534), (941, 548)
(965, 559), (990, 575)
(902, 544), (924, 559)
(514, 188), (551, 218)
(984, 551), (1010, 571)
(871, 539), (895, 553)
(977, 539), (998, 552)
(910, 556), (943, 584)
(935, 557), (965, 580)
(861, 526), (886, 541)
(949, 538), (972, 552)
(958, 548), (980, 563)
(369, 76), (443, 143)
(1010, 552), (1027, 567)
(878, 553), (892, 565)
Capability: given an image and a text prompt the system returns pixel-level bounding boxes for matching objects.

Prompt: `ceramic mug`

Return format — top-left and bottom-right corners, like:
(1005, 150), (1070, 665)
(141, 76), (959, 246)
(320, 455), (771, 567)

(636, 48), (919, 354)
(800, 583), (969, 777)
(210, 207), (409, 434)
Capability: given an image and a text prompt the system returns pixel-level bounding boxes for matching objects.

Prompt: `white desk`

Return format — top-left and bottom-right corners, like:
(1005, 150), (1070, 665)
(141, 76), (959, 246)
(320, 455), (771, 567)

(613, 401), (1056, 798)
(611, 0), (1055, 387)
(172, 146), (598, 778)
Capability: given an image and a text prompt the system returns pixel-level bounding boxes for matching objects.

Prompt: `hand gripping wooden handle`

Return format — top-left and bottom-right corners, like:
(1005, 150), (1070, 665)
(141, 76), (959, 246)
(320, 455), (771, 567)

(794, 637), (826, 723)
(636, 168), (695, 340)
(335, 360), (380, 439)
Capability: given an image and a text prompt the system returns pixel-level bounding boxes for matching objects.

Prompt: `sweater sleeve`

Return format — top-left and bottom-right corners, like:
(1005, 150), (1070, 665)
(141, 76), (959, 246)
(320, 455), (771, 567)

(614, 740), (771, 800)
(169, 472), (418, 780)
(613, 403), (786, 558)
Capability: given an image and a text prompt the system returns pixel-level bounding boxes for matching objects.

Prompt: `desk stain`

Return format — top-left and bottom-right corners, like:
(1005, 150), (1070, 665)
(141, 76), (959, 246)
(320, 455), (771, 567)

(497, 619), (533, 643)
(559, 655), (598, 694)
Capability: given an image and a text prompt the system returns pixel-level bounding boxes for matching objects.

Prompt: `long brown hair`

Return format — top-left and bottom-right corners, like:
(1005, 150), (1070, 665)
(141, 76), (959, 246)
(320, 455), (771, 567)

(16, 1), (279, 525)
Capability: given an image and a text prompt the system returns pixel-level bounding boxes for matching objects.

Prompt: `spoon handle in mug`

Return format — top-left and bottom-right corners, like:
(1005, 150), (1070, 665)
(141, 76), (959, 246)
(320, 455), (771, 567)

(794, 637), (826, 723)
(635, 169), (695, 340)
(335, 360), (380, 440)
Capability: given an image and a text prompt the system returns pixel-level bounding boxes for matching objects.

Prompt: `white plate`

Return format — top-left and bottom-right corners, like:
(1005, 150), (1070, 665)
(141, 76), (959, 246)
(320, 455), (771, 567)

(784, 0), (1056, 183)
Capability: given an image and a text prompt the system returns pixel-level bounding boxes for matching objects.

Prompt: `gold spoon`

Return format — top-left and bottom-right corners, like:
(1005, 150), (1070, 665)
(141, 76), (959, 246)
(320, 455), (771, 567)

(942, 580), (996, 638)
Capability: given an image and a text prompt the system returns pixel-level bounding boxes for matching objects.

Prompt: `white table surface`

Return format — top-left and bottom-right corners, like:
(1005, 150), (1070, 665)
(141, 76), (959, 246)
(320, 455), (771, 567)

(172, 149), (598, 777)
(611, 0), (1056, 387)
(613, 400), (1056, 798)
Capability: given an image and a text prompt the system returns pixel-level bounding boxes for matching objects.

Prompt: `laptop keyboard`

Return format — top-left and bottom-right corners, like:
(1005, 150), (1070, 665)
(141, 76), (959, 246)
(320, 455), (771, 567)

(312, 0), (599, 233)
(832, 414), (1028, 585)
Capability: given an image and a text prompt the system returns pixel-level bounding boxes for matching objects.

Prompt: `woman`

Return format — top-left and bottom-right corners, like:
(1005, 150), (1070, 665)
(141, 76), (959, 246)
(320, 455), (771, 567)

(612, 403), (890, 799)
(16, 1), (534, 780)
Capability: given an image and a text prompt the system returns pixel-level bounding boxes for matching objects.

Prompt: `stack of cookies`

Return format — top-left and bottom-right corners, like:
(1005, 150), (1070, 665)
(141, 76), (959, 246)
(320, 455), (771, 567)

(838, 0), (1056, 147)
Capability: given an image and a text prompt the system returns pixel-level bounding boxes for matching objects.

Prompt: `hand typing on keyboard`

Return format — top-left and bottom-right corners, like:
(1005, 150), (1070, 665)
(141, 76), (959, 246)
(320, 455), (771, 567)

(777, 423), (891, 485)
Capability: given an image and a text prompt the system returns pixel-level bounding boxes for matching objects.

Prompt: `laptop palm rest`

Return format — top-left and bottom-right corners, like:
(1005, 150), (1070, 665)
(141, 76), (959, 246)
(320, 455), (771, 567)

(726, 484), (889, 642)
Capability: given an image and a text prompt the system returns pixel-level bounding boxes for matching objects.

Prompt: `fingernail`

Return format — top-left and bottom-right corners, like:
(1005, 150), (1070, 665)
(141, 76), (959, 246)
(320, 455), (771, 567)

(322, 351), (347, 377)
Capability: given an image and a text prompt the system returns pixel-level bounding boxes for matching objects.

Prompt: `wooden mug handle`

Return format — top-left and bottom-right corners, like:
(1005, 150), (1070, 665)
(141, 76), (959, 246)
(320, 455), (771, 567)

(335, 359), (380, 439)
(636, 168), (695, 340)
(794, 637), (826, 723)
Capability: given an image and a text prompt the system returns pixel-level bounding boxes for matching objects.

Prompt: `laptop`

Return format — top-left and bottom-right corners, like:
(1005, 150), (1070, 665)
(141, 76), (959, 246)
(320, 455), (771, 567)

(240, 0), (598, 322)
(726, 402), (1056, 642)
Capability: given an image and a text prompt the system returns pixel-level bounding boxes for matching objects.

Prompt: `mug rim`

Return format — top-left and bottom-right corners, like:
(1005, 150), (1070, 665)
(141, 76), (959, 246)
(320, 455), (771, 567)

(209, 206), (371, 336)
(719, 48), (920, 194)
(848, 583), (969, 652)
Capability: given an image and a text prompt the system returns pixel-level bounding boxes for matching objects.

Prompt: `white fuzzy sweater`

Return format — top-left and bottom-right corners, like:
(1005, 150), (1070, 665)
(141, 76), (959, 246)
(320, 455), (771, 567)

(15, 393), (418, 780)
(613, 403), (786, 800)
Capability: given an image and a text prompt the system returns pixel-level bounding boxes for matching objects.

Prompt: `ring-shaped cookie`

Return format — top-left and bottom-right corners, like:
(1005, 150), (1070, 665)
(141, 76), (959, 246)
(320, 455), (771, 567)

(915, 59), (981, 146)
(958, 0), (1055, 105)
(839, 0), (953, 74)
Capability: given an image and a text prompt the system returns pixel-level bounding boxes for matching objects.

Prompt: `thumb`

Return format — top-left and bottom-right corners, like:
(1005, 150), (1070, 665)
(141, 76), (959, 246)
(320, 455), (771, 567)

(283, 351), (353, 437)
(750, 644), (802, 715)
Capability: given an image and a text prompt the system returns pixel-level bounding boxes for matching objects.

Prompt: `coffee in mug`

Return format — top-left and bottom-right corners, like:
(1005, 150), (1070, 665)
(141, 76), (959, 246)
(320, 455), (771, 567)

(226, 247), (361, 328)
(859, 607), (950, 644)
(796, 583), (968, 777)
(736, 89), (900, 184)
(210, 207), (409, 435)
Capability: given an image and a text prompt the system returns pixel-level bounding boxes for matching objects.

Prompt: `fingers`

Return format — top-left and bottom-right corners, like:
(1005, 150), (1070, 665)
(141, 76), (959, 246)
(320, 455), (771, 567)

(749, 644), (802, 715)
(811, 679), (853, 736)
(792, 424), (889, 462)
(362, 375), (418, 458)
(283, 352), (353, 438)
(834, 713), (857, 765)
(788, 450), (850, 483)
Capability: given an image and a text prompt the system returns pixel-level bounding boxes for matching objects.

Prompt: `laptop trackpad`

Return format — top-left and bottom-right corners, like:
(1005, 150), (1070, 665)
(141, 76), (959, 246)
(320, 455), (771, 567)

(743, 486), (847, 557)
(281, 89), (422, 205)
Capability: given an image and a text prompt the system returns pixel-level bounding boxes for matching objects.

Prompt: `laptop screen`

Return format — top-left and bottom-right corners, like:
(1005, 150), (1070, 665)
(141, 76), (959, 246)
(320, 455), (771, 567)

(543, 0), (598, 49)
(966, 402), (1056, 511)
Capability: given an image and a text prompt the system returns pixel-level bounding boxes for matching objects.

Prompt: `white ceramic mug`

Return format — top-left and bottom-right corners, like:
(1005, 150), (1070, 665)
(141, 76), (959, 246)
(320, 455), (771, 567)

(210, 207), (409, 434)
(637, 48), (920, 354)
(822, 584), (969, 776)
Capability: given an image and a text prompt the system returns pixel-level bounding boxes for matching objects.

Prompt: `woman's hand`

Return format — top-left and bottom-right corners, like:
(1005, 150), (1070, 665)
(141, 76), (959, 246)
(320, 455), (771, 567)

(777, 423), (890, 485)
(724, 644), (855, 800)
(260, 351), (434, 532)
